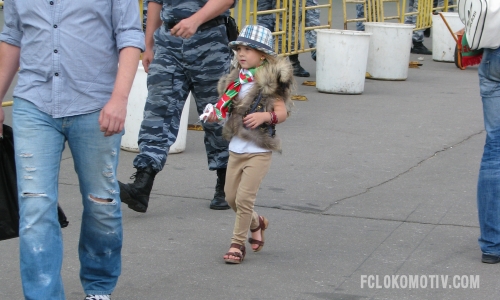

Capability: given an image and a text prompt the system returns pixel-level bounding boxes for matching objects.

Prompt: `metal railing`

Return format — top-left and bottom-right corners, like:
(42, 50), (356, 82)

(343, 0), (401, 29)
(343, 0), (457, 32)
(231, 0), (332, 56)
(140, 0), (332, 57)
(401, 0), (457, 31)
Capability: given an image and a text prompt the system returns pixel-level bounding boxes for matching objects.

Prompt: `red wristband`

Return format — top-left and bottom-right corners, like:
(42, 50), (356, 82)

(269, 111), (278, 125)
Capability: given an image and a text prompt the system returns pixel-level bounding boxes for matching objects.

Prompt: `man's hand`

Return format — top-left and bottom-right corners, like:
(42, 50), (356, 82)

(0, 42), (21, 137)
(143, 2), (162, 73)
(142, 48), (154, 73)
(98, 97), (127, 137)
(101, 46), (141, 136)
(170, 18), (202, 39)
(170, 0), (234, 39)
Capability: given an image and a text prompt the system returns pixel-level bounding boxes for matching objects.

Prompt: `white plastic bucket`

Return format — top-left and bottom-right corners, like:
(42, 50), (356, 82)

(315, 29), (372, 94)
(364, 22), (414, 80)
(432, 12), (463, 62)
(121, 62), (189, 154)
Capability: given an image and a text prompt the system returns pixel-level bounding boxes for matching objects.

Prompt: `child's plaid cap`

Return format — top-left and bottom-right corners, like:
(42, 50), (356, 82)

(228, 25), (276, 57)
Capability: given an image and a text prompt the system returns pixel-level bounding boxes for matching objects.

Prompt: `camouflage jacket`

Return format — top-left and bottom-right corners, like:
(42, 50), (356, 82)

(147, 0), (232, 23)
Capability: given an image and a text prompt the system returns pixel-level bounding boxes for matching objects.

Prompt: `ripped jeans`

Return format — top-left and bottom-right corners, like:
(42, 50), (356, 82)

(13, 98), (123, 299)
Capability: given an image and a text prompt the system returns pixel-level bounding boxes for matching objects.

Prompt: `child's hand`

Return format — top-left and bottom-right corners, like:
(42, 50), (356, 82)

(199, 104), (219, 123)
(205, 112), (218, 123)
(243, 112), (270, 129)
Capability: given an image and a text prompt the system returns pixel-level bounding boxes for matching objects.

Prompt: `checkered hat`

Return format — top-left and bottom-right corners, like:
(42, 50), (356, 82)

(228, 25), (276, 57)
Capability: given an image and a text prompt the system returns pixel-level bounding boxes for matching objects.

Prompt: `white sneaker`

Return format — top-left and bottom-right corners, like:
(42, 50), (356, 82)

(84, 295), (110, 300)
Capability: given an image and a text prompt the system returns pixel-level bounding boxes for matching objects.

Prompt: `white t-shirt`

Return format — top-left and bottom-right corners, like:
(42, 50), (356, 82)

(228, 82), (271, 154)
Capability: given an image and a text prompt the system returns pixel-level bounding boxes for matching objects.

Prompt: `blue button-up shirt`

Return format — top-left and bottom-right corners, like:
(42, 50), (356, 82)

(0, 0), (145, 118)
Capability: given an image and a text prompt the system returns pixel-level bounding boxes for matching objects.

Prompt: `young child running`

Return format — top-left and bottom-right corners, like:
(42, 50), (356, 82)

(201, 25), (294, 264)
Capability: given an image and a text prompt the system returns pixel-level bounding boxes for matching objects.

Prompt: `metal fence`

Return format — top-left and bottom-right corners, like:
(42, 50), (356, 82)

(231, 0), (332, 56)
(343, 0), (457, 31)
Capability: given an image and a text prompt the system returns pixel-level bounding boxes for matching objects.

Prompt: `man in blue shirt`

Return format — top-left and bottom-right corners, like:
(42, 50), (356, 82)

(119, 0), (234, 213)
(0, 1), (145, 299)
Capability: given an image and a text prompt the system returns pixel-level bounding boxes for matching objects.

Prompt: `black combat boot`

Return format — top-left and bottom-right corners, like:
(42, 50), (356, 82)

(119, 166), (157, 213)
(210, 168), (230, 210)
(423, 28), (431, 38)
(411, 41), (432, 55)
(289, 54), (310, 77)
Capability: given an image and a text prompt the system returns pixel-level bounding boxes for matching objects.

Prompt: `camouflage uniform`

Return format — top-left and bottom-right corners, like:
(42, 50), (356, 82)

(134, 0), (231, 172)
(143, 0), (148, 31)
(355, 4), (365, 31)
(257, 0), (320, 60)
(356, 0), (454, 42)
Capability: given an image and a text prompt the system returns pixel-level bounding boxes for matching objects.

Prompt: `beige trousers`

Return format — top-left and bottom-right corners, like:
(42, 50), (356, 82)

(225, 151), (272, 246)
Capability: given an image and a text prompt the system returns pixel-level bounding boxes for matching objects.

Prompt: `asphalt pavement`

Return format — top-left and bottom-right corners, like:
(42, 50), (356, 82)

(1, 6), (499, 300)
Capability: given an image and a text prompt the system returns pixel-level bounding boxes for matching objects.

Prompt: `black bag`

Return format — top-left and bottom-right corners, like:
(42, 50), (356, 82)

(0, 124), (68, 241)
(0, 124), (19, 241)
(225, 16), (239, 42)
(58, 206), (69, 228)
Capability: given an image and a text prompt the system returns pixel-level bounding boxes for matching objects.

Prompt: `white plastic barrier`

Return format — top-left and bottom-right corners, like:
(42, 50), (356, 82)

(121, 62), (190, 154)
(315, 29), (372, 94)
(432, 12), (464, 62)
(365, 22), (414, 80)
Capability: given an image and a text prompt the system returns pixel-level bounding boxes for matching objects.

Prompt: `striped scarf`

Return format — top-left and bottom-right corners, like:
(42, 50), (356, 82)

(460, 33), (483, 68)
(214, 67), (258, 120)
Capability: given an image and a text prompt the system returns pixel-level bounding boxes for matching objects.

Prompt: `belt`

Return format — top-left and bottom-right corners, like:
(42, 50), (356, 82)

(165, 16), (226, 32)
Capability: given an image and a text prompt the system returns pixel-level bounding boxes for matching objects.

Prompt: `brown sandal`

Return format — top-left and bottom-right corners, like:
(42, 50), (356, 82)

(224, 243), (246, 264)
(248, 215), (269, 252)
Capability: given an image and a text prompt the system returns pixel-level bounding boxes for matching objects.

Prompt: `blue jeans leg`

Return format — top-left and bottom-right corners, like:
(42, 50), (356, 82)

(13, 98), (123, 298)
(14, 98), (66, 300)
(67, 110), (123, 295)
(478, 48), (500, 255)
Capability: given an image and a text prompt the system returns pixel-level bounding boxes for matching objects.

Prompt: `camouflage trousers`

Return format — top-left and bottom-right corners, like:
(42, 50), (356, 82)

(355, 4), (365, 31)
(142, 0), (147, 31)
(356, 0), (454, 43)
(257, 0), (320, 60)
(133, 25), (231, 172)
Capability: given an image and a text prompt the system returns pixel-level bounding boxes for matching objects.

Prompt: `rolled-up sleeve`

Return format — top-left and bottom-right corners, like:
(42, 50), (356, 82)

(113, 0), (146, 52)
(0, 0), (22, 47)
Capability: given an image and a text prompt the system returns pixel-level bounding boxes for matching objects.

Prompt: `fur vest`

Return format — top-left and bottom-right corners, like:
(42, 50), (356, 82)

(217, 57), (294, 152)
